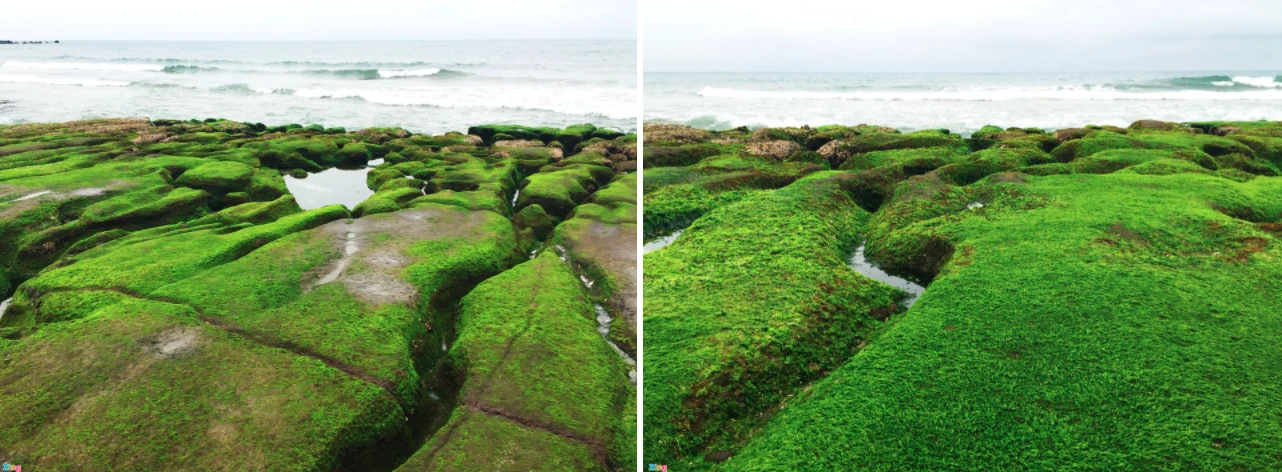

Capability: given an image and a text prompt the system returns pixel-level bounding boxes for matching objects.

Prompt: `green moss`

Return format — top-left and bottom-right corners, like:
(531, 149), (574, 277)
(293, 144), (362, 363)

(174, 160), (255, 191)
(829, 130), (966, 167)
(466, 124), (560, 145)
(353, 187), (422, 217)
(723, 171), (1282, 471)
(513, 203), (557, 248)
(517, 164), (614, 220)
(643, 172), (906, 465)
(399, 252), (630, 470)
(395, 408), (602, 471)
(0, 295), (406, 470)
(644, 144), (722, 168)
(5, 205), (349, 316)
(151, 205), (520, 409)
(556, 123), (599, 151)
(0, 119), (635, 468)
(645, 120), (1282, 471)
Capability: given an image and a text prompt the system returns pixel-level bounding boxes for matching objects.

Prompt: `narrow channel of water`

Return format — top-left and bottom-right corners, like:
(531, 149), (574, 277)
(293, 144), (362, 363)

(594, 303), (638, 383)
(555, 245), (637, 383)
(848, 243), (926, 308)
(0, 297), (10, 321)
(643, 229), (683, 254)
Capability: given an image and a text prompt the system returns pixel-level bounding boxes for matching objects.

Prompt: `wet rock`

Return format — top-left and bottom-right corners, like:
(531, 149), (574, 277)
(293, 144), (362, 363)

(745, 140), (801, 160)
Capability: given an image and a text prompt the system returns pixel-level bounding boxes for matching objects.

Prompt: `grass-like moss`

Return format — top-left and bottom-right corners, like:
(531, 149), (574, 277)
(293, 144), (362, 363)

(643, 172), (907, 466)
(398, 252), (633, 470)
(0, 118), (637, 470)
(645, 119), (1282, 470)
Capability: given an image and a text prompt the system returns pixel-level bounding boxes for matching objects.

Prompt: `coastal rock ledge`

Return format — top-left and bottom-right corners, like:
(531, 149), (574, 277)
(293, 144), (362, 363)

(0, 118), (636, 471)
(643, 119), (1282, 471)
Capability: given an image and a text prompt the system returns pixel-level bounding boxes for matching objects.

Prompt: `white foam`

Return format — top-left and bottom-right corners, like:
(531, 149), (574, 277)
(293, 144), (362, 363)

(696, 85), (1282, 102)
(1230, 76), (1282, 88)
(0, 75), (129, 87)
(377, 68), (442, 78)
(293, 85), (636, 120)
(2, 60), (164, 72)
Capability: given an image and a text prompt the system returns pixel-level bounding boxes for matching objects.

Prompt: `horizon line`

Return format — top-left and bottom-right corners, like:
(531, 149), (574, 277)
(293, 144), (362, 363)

(0, 38), (637, 42)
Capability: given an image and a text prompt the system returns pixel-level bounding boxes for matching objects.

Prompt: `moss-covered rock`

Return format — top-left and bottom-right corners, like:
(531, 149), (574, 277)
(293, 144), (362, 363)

(644, 172), (906, 466)
(396, 253), (633, 471)
(644, 119), (1282, 471)
(174, 160), (255, 191)
(0, 118), (637, 470)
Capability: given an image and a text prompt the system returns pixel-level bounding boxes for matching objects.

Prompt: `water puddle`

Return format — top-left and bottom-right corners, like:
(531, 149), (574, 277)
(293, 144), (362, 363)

(14, 190), (52, 201)
(0, 297), (10, 321)
(643, 229), (683, 254)
(284, 167), (374, 210)
(848, 243), (926, 308)
(313, 232), (359, 288)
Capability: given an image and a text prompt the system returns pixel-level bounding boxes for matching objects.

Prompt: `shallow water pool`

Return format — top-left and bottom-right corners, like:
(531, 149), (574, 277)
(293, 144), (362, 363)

(849, 243), (926, 308)
(643, 229), (683, 254)
(283, 167), (374, 210)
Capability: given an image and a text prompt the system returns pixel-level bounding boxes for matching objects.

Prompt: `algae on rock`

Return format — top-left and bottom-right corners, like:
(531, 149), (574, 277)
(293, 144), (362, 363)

(0, 118), (636, 471)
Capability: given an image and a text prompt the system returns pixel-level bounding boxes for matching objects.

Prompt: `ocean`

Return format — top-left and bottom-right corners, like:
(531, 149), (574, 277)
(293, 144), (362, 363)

(645, 72), (1282, 134)
(0, 41), (637, 134)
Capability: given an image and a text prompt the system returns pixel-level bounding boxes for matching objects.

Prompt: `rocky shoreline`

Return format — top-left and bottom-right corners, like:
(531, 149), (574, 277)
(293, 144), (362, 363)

(0, 118), (637, 471)
(644, 120), (1282, 470)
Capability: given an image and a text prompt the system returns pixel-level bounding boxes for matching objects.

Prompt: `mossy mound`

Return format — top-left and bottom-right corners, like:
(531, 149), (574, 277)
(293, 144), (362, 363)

(643, 119), (1282, 470)
(0, 118), (636, 471)
(644, 172), (906, 466)
(395, 253), (634, 471)
(550, 173), (639, 355)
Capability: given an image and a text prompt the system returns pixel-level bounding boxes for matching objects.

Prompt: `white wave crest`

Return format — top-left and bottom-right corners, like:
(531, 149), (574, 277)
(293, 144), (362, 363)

(377, 68), (442, 78)
(696, 85), (1282, 101)
(293, 85), (636, 119)
(2, 60), (164, 72)
(1229, 76), (1282, 88)
(0, 74), (130, 87)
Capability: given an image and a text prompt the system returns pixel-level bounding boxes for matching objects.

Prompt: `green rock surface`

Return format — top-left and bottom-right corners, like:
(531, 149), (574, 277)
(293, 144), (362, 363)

(643, 120), (1282, 470)
(0, 118), (636, 471)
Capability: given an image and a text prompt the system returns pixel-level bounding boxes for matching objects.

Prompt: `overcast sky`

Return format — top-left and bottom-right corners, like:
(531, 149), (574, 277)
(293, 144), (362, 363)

(646, 0), (1282, 72)
(0, 0), (636, 41)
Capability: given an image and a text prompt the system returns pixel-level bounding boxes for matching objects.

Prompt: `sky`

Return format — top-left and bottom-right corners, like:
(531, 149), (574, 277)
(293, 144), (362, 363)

(0, 0), (636, 41)
(646, 0), (1282, 72)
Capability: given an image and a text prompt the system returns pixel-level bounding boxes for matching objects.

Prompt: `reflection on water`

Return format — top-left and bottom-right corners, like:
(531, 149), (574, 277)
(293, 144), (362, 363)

(595, 304), (637, 384)
(283, 166), (374, 210)
(849, 243), (926, 308)
(643, 229), (683, 254)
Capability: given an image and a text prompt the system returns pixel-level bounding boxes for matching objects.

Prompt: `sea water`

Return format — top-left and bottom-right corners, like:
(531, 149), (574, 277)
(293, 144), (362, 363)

(0, 41), (637, 134)
(646, 72), (1282, 133)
